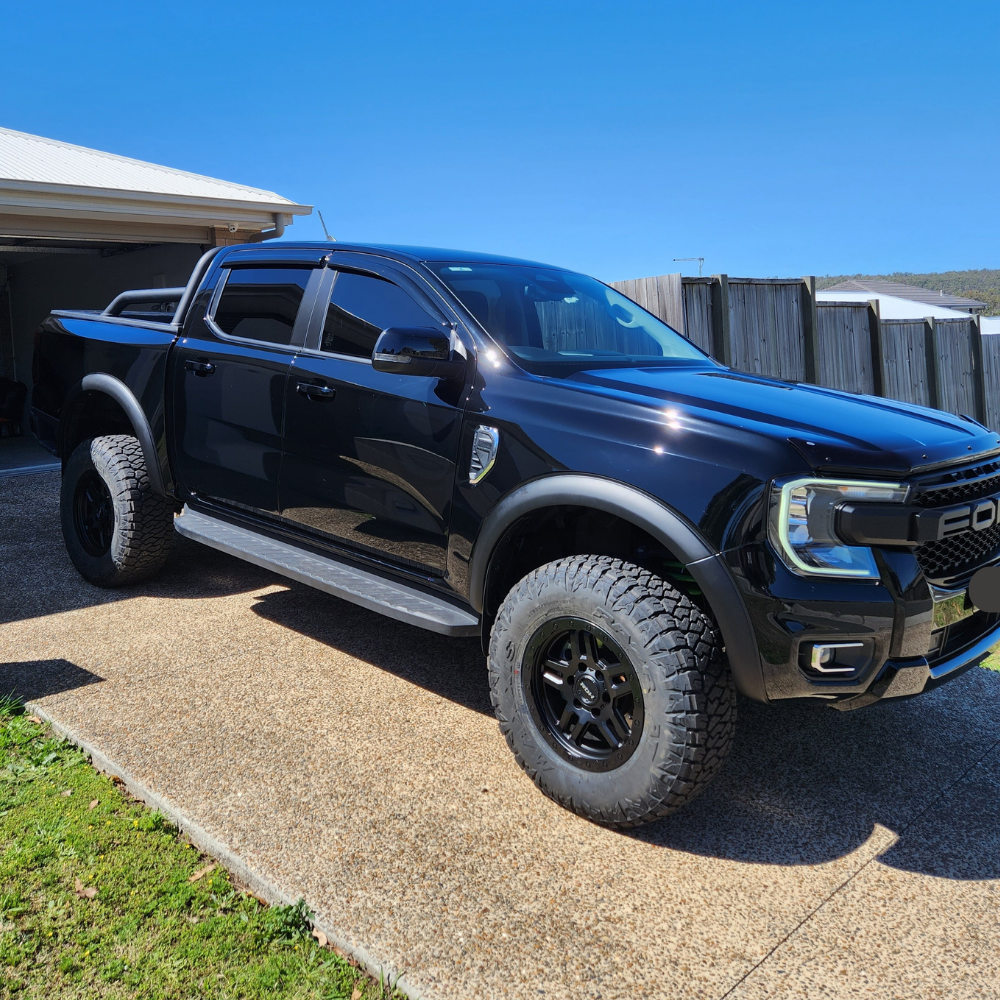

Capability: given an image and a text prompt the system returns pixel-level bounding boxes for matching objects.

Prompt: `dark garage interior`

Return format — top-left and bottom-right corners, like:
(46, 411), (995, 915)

(0, 124), (310, 472)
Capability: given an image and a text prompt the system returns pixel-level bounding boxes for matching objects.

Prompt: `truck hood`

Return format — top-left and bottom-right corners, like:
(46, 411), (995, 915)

(570, 364), (1000, 474)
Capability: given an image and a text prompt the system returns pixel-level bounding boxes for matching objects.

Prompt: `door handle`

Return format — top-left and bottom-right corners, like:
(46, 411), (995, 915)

(184, 360), (216, 376)
(296, 382), (335, 400)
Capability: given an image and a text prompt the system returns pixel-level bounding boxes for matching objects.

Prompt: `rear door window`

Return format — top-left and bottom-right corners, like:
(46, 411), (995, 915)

(320, 271), (438, 358)
(212, 266), (314, 346)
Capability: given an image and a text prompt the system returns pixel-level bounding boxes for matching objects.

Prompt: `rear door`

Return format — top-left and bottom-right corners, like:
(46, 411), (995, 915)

(171, 254), (324, 514)
(279, 254), (467, 576)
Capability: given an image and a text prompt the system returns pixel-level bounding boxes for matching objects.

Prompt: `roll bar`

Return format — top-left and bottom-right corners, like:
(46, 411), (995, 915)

(103, 288), (185, 317)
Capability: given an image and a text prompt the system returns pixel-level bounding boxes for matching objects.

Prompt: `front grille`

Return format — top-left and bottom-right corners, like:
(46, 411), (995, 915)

(929, 610), (1000, 665)
(910, 453), (1000, 582)
(912, 460), (1000, 508)
(916, 523), (1000, 582)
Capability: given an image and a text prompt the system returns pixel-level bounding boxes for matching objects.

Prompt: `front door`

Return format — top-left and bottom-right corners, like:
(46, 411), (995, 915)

(279, 257), (466, 576)
(171, 260), (320, 514)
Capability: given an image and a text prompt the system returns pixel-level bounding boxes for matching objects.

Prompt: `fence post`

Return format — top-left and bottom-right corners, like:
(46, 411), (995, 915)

(867, 298), (884, 397)
(710, 274), (732, 366)
(924, 317), (942, 410)
(664, 272), (684, 335)
(801, 276), (819, 383)
(971, 314), (987, 424)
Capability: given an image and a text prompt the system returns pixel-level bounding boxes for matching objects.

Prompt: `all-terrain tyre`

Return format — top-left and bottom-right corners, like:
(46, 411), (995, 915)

(488, 555), (736, 828)
(60, 435), (174, 587)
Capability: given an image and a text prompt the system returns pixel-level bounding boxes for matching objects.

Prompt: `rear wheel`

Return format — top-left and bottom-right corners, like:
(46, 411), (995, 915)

(488, 555), (736, 827)
(60, 435), (174, 587)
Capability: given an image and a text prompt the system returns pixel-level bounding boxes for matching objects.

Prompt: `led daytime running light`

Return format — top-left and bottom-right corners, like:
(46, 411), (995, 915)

(768, 477), (909, 578)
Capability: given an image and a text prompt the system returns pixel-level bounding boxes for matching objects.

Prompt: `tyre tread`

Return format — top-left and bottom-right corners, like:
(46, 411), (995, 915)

(61, 434), (173, 586)
(488, 554), (736, 828)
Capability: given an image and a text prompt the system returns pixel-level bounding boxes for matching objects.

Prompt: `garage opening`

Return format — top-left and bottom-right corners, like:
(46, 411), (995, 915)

(0, 125), (311, 476)
(0, 240), (205, 472)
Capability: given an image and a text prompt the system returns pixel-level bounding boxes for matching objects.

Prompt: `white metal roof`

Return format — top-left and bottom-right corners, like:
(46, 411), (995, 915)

(822, 278), (986, 313)
(0, 126), (310, 244)
(817, 290), (973, 320)
(0, 126), (294, 205)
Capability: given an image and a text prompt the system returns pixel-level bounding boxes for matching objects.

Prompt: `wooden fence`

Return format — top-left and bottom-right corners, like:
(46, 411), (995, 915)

(612, 272), (999, 430)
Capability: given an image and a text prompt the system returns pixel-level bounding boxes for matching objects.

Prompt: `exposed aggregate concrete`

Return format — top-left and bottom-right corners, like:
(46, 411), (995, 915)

(1, 471), (998, 999)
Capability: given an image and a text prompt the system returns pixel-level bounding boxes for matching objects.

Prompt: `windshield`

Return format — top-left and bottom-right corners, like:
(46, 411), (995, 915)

(431, 262), (710, 373)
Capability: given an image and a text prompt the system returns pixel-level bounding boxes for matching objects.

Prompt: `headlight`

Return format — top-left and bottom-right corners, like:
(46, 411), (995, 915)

(767, 477), (909, 578)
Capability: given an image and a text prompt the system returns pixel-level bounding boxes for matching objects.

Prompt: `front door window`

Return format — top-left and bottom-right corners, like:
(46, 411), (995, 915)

(280, 263), (465, 574)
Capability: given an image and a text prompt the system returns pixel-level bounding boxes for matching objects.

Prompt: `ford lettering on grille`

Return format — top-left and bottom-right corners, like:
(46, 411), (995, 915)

(918, 495), (1000, 540)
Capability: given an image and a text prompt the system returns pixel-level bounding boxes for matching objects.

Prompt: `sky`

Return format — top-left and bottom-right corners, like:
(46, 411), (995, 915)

(2, 1), (998, 282)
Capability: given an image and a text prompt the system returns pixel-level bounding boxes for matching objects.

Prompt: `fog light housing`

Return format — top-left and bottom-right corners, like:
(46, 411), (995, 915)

(800, 640), (873, 680)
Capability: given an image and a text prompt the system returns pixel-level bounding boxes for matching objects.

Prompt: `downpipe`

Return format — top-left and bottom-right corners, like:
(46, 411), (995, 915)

(260, 213), (286, 240)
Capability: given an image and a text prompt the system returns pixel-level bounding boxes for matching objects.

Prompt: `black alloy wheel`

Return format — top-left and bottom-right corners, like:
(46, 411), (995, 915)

(523, 617), (644, 772)
(73, 469), (115, 556)
(489, 555), (737, 827)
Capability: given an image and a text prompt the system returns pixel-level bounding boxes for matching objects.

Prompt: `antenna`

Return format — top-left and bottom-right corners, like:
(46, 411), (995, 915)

(673, 257), (704, 277)
(317, 210), (336, 242)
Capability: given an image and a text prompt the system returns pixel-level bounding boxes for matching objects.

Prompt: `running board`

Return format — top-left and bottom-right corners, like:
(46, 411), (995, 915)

(174, 506), (480, 637)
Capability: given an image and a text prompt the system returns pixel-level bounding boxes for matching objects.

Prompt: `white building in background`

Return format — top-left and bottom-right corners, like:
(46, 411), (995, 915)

(821, 278), (987, 315)
(0, 126), (311, 398)
(816, 290), (975, 321)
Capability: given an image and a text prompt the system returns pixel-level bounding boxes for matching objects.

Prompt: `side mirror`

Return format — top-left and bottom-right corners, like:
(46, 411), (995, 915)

(372, 326), (466, 379)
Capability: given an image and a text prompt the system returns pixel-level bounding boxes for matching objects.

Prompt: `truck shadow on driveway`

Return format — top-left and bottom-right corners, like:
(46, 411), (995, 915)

(249, 583), (492, 714)
(252, 583), (1000, 883)
(0, 471), (281, 626)
(632, 672), (1000, 881)
(6, 475), (998, 883)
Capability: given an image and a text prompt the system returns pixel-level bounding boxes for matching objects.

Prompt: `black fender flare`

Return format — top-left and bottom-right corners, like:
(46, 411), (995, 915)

(468, 474), (767, 702)
(61, 373), (168, 497)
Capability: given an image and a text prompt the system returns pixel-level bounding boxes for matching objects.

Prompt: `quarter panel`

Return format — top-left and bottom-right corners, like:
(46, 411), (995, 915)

(32, 315), (176, 491)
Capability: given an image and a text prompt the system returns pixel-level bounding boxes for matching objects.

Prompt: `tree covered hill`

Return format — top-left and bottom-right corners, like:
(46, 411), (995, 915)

(816, 270), (1000, 315)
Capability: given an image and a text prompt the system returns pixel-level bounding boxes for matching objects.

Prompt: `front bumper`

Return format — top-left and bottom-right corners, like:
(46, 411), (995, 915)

(725, 539), (1000, 708)
(830, 616), (1000, 710)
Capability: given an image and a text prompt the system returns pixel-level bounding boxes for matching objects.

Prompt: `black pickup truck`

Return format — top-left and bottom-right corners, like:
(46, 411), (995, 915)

(30, 242), (1000, 826)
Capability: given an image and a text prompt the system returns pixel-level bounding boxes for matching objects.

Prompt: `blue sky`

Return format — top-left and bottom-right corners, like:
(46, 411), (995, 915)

(2, 1), (998, 281)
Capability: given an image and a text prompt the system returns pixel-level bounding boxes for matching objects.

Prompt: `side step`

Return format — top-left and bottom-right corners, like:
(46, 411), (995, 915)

(174, 506), (480, 637)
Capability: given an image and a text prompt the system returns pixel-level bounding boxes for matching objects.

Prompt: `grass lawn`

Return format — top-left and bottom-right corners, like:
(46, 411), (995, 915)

(983, 649), (1000, 673)
(0, 702), (403, 999)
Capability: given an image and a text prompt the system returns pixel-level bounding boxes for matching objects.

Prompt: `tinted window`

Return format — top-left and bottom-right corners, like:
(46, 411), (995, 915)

(433, 262), (708, 374)
(321, 271), (436, 358)
(213, 267), (312, 345)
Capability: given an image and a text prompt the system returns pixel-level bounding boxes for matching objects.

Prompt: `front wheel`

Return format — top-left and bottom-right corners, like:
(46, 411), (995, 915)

(488, 555), (736, 828)
(60, 435), (174, 587)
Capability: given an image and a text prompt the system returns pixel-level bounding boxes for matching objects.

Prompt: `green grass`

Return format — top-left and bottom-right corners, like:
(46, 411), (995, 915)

(0, 701), (403, 999)
(982, 649), (1000, 673)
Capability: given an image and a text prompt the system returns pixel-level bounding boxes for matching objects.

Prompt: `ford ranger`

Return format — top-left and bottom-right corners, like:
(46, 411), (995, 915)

(30, 242), (1000, 827)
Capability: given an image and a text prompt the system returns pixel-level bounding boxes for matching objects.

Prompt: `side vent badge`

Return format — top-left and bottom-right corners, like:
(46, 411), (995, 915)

(469, 425), (500, 486)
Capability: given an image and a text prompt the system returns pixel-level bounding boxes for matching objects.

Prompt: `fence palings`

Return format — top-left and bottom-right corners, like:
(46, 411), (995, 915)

(681, 278), (713, 355)
(979, 333), (1000, 431)
(612, 272), (996, 430)
(815, 302), (875, 395)
(728, 279), (806, 382)
(935, 319), (978, 418)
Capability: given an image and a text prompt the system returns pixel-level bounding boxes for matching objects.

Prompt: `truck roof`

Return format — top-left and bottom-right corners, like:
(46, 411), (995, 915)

(253, 241), (567, 270)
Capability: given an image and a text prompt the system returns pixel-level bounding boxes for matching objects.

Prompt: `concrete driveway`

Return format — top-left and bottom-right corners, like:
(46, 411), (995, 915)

(2, 471), (999, 999)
